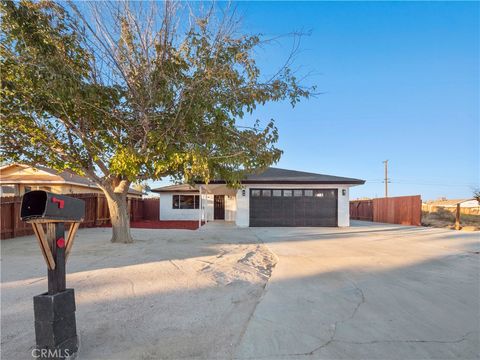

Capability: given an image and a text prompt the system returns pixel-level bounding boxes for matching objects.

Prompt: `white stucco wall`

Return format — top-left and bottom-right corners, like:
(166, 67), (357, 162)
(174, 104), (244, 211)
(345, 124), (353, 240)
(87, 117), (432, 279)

(159, 193), (232, 222)
(225, 195), (237, 222)
(235, 188), (250, 227)
(203, 194), (214, 221)
(159, 193), (200, 221)
(337, 186), (350, 227)
(235, 184), (353, 227)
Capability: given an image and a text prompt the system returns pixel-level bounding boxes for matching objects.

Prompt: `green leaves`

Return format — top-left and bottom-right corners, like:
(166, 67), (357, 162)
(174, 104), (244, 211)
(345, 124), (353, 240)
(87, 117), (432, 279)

(1, 0), (313, 189)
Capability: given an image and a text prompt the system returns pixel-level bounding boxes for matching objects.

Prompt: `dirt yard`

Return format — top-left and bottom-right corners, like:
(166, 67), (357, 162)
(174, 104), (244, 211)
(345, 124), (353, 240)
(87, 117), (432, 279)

(422, 208), (480, 231)
(1, 224), (275, 360)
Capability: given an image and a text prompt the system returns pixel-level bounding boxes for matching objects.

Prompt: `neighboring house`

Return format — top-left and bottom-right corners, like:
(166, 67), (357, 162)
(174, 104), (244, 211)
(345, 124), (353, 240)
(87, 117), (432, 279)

(423, 198), (479, 208)
(422, 198), (480, 215)
(152, 167), (365, 227)
(0, 164), (142, 198)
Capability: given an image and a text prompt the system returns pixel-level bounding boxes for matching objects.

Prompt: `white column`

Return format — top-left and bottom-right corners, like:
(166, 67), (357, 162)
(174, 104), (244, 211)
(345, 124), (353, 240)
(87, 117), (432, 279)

(199, 185), (202, 228)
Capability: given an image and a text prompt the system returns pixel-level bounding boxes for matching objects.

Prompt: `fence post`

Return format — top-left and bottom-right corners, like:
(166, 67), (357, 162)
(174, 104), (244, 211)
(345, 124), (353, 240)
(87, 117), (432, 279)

(11, 199), (16, 239)
(455, 203), (461, 230)
(94, 194), (99, 226)
(12, 198), (21, 238)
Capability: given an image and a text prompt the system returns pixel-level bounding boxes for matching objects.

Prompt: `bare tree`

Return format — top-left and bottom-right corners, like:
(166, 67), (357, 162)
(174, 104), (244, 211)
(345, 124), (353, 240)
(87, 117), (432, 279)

(1, 0), (314, 243)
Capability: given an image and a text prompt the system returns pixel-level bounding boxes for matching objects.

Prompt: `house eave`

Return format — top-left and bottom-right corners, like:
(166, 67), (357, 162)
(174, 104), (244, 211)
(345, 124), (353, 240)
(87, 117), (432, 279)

(152, 189), (199, 193)
(202, 180), (366, 185)
(0, 179), (142, 196)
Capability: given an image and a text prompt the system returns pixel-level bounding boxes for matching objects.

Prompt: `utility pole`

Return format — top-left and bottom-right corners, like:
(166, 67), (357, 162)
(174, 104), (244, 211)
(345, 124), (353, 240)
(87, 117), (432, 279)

(383, 160), (389, 198)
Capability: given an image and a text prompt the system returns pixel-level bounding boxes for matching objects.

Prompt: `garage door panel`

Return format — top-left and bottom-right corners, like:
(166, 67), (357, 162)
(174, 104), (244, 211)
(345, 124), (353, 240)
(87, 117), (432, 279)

(304, 197), (317, 226)
(294, 197), (305, 226)
(281, 197), (295, 226)
(250, 189), (338, 227)
(315, 196), (337, 226)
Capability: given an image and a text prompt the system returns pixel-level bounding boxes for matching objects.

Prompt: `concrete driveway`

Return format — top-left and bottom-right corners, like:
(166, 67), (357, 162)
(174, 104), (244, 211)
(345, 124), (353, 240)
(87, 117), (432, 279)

(1, 222), (478, 359)
(235, 221), (480, 359)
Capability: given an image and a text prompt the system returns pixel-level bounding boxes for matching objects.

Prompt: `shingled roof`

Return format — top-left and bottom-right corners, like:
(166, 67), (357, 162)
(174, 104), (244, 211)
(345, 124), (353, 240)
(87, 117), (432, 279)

(151, 184), (198, 193)
(152, 168), (364, 192)
(201, 167), (365, 185)
(232, 167), (365, 185)
(0, 164), (143, 196)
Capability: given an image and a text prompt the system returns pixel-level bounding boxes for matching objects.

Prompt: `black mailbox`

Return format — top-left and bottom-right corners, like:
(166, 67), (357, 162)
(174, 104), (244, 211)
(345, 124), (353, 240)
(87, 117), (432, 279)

(21, 190), (85, 357)
(21, 191), (85, 222)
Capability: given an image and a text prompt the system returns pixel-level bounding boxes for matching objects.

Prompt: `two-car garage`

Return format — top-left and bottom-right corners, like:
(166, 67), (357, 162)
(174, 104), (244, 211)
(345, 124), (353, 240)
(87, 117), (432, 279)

(249, 188), (338, 227)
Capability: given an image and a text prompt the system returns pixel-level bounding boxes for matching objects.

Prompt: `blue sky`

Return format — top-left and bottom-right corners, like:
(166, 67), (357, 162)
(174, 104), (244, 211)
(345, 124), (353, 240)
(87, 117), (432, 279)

(151, 1), (479, 201)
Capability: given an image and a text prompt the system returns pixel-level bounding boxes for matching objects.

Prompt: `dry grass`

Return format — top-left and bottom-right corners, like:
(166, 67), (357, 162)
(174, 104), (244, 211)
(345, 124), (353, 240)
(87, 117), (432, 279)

(422, 208), (480, 231)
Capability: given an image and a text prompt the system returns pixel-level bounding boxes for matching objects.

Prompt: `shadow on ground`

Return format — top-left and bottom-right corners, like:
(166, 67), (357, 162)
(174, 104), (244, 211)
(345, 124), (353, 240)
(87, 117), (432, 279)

(1, 222), (478, 359)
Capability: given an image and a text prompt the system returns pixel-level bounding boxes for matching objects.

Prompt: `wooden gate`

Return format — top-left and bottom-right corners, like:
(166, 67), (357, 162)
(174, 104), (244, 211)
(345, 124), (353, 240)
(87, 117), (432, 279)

(350, 195), (421, 226)
(350, 200), (373, 221)
(142, 199), (160, 221)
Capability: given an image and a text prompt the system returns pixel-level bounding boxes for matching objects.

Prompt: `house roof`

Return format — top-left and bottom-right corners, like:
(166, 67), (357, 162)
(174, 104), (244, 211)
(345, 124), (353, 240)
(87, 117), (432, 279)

(209, 167), (365, 185)
(151, 183), (238, 195)
(424, 198), (478, 207)
(152, 167), (365, 192)
(0, 164), (142, 196)
(151, 184), (198, 193)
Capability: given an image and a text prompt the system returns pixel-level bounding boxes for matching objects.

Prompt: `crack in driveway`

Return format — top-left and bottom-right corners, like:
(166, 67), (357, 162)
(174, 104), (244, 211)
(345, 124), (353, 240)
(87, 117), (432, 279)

(300, 279), (366, 356)
(240, 331), (477, 359)
(334, 330), (478, 345)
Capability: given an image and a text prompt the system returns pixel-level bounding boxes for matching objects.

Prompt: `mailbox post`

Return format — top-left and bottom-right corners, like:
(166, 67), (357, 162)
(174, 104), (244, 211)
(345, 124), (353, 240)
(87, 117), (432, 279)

(21, 191), (85, 359)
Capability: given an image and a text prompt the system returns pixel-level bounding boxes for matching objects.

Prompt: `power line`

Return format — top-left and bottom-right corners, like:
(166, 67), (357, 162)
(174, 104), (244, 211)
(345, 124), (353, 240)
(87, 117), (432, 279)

(364, 180), (477, 187)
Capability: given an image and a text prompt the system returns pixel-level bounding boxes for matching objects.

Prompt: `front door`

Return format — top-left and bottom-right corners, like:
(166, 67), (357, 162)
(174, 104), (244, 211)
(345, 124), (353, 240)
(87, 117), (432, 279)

(214, 195), (225, 220)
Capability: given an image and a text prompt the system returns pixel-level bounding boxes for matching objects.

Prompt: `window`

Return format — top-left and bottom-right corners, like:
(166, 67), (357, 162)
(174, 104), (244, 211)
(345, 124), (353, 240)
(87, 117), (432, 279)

(262, 189), (272, 197)
(293, 189), (303, 197)
(172, 195), (200, 209)
(283, 189), (292, 197)
(251, 190), (261, 197)
(314, 190), (324, 197)
(0, 185), (16, 196)
(272, 190), (282, 197)
(24, 186), (32, 193)
(304, 190), (313, 197)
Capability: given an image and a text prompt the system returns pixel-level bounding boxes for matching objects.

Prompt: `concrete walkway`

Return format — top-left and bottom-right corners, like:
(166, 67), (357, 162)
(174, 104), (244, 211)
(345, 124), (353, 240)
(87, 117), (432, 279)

(235, 222), (480, 359)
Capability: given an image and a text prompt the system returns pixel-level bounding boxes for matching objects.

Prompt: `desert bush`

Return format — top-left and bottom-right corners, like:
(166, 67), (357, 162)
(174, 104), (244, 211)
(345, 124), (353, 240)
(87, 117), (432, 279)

(422, 208), (480, 230)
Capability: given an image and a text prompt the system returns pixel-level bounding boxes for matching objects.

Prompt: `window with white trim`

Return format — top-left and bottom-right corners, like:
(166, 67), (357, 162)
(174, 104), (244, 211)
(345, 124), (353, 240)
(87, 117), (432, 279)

(172, 195), (200, 209)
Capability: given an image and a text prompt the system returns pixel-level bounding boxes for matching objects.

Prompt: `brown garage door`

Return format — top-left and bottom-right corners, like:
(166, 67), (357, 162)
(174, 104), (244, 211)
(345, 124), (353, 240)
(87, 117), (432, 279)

(249, 189), (338, 227)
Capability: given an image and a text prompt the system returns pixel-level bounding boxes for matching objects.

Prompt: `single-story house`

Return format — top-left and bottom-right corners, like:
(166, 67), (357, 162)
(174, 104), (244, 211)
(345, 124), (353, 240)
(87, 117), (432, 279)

(0, 164), (142, 198)
(152, 167), (365, 227)
(422, 198), (480, 216)
(423, 198), (480, 209)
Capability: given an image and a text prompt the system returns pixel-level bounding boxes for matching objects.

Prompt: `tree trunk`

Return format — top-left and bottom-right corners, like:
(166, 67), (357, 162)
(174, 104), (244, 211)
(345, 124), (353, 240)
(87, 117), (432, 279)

(104, 191), (134, 243)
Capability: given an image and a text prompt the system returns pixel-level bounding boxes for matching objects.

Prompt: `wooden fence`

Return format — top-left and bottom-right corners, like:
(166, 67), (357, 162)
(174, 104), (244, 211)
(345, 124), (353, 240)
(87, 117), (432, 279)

(0, 194), (160, 239)
(142, 198), (160, 221)
(349, 200), (373, 221)
(350, 195), (422, 226)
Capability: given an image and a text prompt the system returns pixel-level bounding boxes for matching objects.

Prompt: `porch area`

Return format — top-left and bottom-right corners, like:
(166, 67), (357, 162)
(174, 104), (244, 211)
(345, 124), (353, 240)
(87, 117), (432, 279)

(155, 183), (238, 225)
(198, 184), (238, 224)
